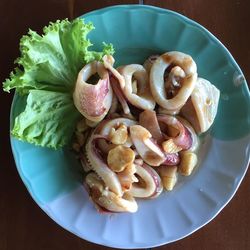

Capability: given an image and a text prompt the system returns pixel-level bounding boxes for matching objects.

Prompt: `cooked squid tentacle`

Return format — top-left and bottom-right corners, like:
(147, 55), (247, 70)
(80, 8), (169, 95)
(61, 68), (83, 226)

(129, 124), (180, 166)
(181, 77), (220, 133)
(150, 51), (197, 112)
(118, 64), (156, 110)
(73, 61), (113, 122)
(85, 172), (138, 213)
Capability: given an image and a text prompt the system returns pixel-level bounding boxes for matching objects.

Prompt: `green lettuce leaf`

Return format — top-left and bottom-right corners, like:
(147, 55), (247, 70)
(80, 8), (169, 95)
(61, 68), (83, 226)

(12, 90), (81, 149)
(3, 18), (114, 95)
(3, 18), (115, 148)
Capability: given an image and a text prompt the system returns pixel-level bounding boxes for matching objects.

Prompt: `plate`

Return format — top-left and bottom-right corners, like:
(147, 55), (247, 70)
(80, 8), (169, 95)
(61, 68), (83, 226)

(10, 5), (250, 249)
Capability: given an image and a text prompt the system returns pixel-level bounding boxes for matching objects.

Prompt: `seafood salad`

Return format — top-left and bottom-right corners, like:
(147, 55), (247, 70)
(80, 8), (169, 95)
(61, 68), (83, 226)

(72, 52), (220, 213)
(3, 19), (220, 214)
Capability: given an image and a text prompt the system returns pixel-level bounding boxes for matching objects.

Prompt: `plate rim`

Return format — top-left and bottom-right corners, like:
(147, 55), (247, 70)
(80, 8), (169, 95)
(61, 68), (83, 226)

(9, 4), (250, 249)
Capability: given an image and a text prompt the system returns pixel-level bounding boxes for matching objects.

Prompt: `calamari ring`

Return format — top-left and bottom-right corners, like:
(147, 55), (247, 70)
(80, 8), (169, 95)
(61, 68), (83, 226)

(118, 64), (156, 110)
(150, 51), (197, 111)
(103, 55), (155, 111)
(130, 164), (163, 198)
(73, 61), (113, 122)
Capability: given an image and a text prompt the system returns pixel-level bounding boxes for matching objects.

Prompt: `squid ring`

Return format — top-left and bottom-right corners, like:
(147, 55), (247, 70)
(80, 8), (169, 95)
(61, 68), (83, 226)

(130, 164), (163, 198)
(150, 51), (197, 111)
(73, 61), (113, 122)
(118, 64), (156, 110)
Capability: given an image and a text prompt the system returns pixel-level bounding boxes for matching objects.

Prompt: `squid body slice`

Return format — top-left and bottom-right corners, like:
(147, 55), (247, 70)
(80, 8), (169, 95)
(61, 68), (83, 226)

(181, 77), (220, 133)
(73, 61), (113, 122)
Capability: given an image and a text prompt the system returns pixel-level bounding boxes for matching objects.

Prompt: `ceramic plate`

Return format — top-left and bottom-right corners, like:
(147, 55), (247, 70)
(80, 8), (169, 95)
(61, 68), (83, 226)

(10, 5), (250, 249)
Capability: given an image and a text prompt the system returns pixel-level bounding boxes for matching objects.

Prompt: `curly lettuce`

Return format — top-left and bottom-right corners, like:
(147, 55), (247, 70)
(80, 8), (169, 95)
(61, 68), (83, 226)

(3, 18), (114, 149)
(12, 90), (81, 149)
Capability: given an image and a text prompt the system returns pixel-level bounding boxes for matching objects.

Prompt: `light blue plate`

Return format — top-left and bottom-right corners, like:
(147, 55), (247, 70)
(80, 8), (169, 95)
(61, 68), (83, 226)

(10, 5), (250, 249)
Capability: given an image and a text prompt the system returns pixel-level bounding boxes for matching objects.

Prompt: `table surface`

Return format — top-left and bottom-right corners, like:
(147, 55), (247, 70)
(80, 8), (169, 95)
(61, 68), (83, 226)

(1, 0), (249, 250)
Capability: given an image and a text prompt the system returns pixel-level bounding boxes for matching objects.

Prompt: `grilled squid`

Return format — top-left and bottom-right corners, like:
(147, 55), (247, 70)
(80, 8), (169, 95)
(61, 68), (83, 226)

(73, 61), (113, 122)
(75, 50), (220, 214)
(150, 51), (197, 112)
(181, 77), (220, 133)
